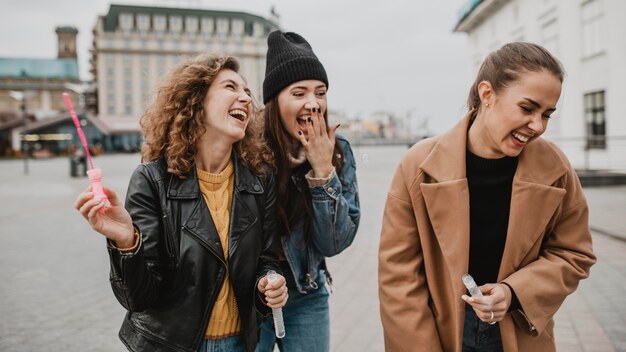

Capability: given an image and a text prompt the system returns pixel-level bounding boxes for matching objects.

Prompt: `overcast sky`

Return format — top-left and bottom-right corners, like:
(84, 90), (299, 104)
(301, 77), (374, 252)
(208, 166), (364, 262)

(0, 0), (471, 134)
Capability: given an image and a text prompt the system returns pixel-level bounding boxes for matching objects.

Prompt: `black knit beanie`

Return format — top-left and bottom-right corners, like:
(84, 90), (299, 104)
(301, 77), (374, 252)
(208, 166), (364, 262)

(263, 30), (328, 104)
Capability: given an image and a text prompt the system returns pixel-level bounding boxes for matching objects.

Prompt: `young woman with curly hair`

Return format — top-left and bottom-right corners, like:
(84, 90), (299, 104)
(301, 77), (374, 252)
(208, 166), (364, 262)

(74, 54), (288, 352)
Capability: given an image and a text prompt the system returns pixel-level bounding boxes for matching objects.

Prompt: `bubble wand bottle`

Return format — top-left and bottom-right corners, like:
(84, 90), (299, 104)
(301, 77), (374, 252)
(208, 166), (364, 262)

(266, 270), (286, 338)
(63, 93), (108, 207)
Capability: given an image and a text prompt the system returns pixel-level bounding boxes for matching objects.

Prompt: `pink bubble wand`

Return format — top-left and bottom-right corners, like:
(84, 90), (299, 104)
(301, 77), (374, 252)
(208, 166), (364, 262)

(63, 93), (108, 206)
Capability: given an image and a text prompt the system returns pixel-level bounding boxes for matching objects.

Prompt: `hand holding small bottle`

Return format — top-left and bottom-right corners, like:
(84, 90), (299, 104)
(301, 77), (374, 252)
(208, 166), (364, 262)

(74, 185), (135, 248)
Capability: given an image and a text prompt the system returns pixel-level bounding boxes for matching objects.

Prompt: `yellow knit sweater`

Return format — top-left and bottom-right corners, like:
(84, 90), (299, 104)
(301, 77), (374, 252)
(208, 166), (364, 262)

(197, 161), (241, 339)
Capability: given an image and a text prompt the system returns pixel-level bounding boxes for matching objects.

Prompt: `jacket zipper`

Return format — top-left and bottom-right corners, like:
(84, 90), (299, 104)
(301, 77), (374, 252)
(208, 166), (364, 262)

(162, 214), (177, 263)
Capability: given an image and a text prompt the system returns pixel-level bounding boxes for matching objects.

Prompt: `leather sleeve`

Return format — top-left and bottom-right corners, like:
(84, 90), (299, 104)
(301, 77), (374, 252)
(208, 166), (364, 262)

(108, 164), (167, 312)
(254, 171), (281, 316)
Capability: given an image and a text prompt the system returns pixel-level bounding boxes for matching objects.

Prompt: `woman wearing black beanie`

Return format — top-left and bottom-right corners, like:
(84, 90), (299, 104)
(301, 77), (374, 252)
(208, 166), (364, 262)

(255, 31), (361, 352)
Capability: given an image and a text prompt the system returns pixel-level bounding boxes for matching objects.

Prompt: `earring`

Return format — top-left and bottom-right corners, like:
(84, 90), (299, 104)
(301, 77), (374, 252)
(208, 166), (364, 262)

(484, 102), (490, 107)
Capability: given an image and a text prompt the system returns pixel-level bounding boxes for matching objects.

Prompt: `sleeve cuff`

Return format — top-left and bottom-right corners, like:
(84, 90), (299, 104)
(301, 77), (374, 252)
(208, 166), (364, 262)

(501, 282), (522, 312)
(305, 167), (336, 188)
(109, 227), (140, 253)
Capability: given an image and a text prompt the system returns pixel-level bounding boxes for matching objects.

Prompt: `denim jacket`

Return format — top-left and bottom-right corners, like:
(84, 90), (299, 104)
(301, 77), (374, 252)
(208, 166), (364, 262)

(282, 135), (361, 293)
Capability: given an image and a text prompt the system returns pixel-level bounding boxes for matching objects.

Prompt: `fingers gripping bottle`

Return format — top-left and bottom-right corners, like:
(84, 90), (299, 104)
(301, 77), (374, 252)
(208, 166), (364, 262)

(462, 274), (483, 297)
(266, 270), (286, 338)
(86, 168), (108, 211)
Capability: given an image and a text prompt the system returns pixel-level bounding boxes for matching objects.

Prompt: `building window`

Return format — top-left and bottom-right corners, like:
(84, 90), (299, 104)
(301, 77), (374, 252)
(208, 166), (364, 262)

(185, 16), (199, 34)
(217, 18), (229, 35)
(154, 15), (167, 33)
(581, 0), (605, 58)
(253, 22), (264, 37)
(232, 19), (244, 37)
(584, 90), (606, 149)
(170, 15), (183, 34)
(137, 14), (150, 32)
(201, 17), (214, 36)
(119, 13), (134, 32)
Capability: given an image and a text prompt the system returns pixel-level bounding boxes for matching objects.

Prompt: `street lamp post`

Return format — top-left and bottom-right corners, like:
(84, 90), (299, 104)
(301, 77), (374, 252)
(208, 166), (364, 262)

(9, 91), (30, 175)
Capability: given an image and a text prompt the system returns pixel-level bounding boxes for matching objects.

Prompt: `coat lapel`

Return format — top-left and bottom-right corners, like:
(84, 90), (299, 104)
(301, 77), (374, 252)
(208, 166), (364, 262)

(183, 196), (226, 263)
(497, 139), (568, 280)
(421, 180), (470, 283)
(167, 166), (225, 263)
(419, 113), (473, 284)
(228, 156), (263, 259)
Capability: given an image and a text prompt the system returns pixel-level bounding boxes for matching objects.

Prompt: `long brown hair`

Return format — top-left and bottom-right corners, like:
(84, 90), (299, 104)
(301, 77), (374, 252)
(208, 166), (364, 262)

(140, 53), (266, 177)
(467, 42), (565, 116)
(262, 97), (344, 241)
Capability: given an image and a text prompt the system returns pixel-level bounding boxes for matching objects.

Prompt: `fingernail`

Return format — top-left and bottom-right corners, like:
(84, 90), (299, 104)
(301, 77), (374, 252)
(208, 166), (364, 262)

(337, 124), (341, 128)
(86, 192), (93, 196)
(307, 117), (312, 123)
(298, 131), (302, 135)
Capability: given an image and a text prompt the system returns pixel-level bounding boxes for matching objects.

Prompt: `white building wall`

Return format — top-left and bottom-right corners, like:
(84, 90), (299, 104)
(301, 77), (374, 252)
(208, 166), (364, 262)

(604, 0), (626, 168)
(457, 0), (626, 170)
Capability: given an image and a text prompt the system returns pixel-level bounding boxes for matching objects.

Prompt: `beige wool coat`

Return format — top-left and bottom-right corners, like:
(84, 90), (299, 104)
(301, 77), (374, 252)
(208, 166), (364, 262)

(378, 113), (596, 351)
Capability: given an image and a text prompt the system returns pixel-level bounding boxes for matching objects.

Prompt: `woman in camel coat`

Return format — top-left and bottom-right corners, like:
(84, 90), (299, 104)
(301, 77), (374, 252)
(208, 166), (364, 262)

(378, 43), (595, 351)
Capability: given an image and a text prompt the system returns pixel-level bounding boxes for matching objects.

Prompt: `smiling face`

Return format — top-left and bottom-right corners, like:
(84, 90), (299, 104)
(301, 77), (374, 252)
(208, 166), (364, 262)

(202, 68), (252, 144)
(468, 69), (562, 158)
(276, 80), (327, 140)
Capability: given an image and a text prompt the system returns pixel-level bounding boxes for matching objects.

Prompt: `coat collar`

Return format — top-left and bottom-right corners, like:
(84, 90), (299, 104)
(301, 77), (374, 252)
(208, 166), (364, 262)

(419, 111), (570, 185)
(166, 150), (264, 199)
(166, 150), (264, 264)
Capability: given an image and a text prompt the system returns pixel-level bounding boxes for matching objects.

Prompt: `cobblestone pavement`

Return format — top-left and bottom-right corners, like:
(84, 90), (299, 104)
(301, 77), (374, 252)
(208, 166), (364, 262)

(1, 147), (624, 351)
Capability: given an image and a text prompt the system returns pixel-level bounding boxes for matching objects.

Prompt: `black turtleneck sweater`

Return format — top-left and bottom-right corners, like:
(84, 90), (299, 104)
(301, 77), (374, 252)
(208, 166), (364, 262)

(466, 150), (518, 287)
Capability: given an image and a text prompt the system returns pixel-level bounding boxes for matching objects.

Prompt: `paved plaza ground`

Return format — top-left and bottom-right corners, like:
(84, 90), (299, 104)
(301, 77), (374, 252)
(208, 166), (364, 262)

(1, 146), (625, 351)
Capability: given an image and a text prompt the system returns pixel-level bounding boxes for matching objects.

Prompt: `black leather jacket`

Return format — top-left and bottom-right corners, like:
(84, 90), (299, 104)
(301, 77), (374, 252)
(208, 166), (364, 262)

(107, 153), (280, 352)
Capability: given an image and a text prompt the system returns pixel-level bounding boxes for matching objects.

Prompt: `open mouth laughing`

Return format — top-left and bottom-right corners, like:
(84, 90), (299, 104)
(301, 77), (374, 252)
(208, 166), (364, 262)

(229, 109), (247, 122)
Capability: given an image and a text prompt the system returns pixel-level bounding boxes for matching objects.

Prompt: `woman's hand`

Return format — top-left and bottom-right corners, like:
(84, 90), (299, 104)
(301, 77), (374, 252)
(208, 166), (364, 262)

(257, 274), (288, 309)
(296, 106), (340, 178)
(74, 185), (135, 248)
(461, 283), (512, 324)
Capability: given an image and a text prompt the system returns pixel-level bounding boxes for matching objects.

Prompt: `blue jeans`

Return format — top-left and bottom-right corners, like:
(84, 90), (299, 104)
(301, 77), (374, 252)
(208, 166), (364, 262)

(198, 335), (245, 352)
(256, 266), (330, 352)
(462, 305), (503, 352)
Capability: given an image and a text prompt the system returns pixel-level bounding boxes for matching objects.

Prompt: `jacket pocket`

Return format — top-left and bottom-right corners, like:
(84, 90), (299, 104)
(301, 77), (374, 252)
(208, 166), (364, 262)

(161, 212), (178, 266)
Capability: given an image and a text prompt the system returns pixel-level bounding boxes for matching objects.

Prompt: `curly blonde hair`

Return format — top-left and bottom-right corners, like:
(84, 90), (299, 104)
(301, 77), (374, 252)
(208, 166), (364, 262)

(140, 53), (267, 177)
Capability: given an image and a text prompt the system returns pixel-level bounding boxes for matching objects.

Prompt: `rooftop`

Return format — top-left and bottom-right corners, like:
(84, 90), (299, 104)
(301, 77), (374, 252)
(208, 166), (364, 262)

(454, 0), (509, 33)
(103, 3), (277, 32)
(0, 58), (79, 80)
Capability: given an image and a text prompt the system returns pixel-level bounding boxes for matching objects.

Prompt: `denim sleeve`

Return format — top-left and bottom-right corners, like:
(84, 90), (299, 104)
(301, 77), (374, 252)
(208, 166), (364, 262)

(309, 137), (361, 257)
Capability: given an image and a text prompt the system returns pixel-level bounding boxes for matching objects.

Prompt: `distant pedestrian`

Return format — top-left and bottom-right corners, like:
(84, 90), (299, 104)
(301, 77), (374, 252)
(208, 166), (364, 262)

(255, 31), (361, 352)
(378, 42), (596, 351)
(74, 54), (287, 352)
